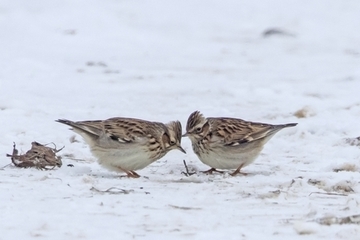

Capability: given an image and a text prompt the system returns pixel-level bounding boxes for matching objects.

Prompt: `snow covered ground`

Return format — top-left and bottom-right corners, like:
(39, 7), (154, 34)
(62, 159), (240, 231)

(1, 0), (360, 239)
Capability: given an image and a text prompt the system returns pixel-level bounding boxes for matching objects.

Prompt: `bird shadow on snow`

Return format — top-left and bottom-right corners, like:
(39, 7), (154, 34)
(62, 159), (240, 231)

(143, 169), (275, 185)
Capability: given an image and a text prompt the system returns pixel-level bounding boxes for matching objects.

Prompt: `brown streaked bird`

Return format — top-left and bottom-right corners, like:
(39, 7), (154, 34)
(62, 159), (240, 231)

(56, 117), (186, 178)
(183, 111), (297, 176)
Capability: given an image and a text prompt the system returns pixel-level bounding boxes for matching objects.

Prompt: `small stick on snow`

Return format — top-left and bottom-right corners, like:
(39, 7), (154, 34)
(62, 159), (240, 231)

(316, 214), (360, 225)
(44, 142), (65, 153)
(181, 160), (196, 177)
(0, 163), (11, 170)
(309, 192), (348, 197)
(90, 186), (133, 194)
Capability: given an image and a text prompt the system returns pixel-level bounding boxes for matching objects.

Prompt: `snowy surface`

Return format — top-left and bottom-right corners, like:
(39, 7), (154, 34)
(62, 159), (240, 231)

(1, 0), (360, 239)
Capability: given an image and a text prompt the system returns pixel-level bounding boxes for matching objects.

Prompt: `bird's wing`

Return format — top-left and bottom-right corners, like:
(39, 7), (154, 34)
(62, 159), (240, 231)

(209, 118), (296, 146)
(103, 117), (165, 143)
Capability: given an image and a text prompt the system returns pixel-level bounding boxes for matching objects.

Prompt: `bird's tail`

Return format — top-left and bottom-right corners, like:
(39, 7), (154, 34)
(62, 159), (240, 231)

(56, 119), (103, 137)
(268, 122), (297, 136)
(279, 123), (298, 128)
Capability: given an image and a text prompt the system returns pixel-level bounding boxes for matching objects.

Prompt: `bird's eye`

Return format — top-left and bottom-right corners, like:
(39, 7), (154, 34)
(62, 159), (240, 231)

(195, 127), (202, 133)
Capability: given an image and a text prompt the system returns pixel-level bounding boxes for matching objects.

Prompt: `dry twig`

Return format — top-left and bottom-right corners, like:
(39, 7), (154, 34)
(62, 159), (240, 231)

(309, 192), (348, 197)
(168, 204), (201, 210)
(316, 214), (360, 225)
(90, 186), (133, 194)
(181, 160), (196, 176)
(6, 142), (63, 170)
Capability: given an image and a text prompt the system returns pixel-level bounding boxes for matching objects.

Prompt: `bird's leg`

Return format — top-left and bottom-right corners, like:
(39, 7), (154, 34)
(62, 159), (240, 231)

(129, 170), (141, 178)
(118, 167), (141, 178)
(230, 163), (247, 176)
(201, 168), (224, 174)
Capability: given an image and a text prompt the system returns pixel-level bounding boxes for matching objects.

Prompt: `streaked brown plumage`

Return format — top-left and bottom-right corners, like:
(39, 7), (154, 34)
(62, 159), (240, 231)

(183, 111), (297, 176)
(56, 117), (185, 178)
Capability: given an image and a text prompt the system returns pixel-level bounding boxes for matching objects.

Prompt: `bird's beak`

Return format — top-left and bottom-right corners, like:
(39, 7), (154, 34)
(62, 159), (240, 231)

(182, 132), (188, 137)
(178, 146), (186, 154)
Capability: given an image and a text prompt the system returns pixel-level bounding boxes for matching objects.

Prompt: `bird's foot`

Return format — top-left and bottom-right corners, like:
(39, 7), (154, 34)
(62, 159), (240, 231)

(201, 168), (224, 174)
(127, 170), (140, 178)
(118, 168), (141, 178)
(230, 164), (247, 176)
